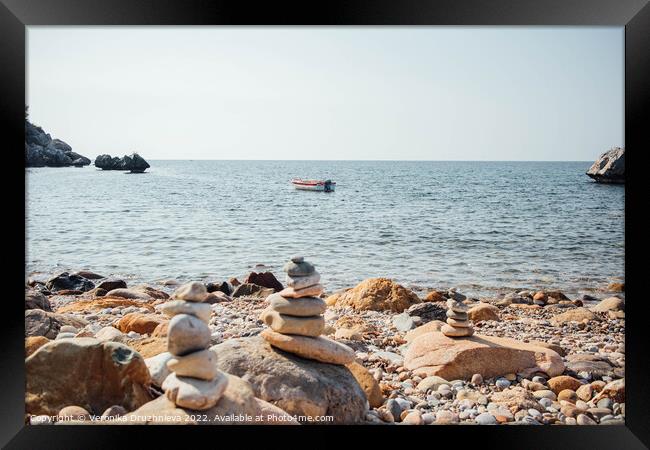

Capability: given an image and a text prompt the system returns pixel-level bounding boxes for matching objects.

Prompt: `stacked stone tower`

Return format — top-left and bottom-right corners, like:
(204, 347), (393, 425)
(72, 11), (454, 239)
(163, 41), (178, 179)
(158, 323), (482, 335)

(160, 282), (228, 410)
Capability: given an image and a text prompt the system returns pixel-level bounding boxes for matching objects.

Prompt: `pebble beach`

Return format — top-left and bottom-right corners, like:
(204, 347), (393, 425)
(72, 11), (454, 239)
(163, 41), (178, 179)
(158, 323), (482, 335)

(24, 267), (625, 426)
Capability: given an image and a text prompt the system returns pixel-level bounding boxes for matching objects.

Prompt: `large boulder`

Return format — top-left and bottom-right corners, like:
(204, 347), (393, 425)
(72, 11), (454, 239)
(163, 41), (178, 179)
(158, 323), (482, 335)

(404, 332), (564, 380)
(95, 154), (125, 170)
(124, 374), (261, 424)
(586, 147), (624, 183)
(25, 289), (52, 311)
(326, 278), (420, 312)
(25, 338), (154, 416)
(212, 336), (367, 424)
(56, 296), (155, 314)
(45, 272), (95, 293)
(126, 153), (150, 173)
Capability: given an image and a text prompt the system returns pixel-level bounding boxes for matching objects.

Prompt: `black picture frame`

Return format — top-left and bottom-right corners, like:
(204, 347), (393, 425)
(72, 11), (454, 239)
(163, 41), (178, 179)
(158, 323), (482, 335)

(2, 0), (648, 448)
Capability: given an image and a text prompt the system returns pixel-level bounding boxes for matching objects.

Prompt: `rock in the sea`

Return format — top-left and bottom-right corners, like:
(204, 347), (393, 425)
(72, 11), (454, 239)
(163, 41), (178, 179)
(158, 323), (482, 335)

(26, 338), (153, 416)
(586, 147), (624, 183)
(244, 271), (283, 292)
(467, 303), (500, 322)
(213, 336), (367, 423)
(232, 283), (275, 299)
(404, 332), (564, 380)
(326, 278), (421, 312)
(25, 290), (52, 311)
(206, 281), (232, 295)
(115, 312), (167, 335)
(125, 374), (260, 424)
(45, 272), (95, 293)
(95, 152), (150, 173)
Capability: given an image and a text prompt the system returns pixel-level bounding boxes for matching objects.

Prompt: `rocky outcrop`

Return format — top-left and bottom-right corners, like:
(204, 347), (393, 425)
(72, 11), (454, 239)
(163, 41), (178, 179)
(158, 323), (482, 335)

(25, 119), (91, 167)
(586, 147), (624, 183)
(326, 278), (421, 312)
(95, 153), (150, 173)
(25, 338), (154, 416)
(213, 336), (367, 423)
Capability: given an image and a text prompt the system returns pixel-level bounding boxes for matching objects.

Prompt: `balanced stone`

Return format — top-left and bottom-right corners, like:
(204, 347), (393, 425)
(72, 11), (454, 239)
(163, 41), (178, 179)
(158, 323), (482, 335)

(446, 318), (472, 328)
(279, 284), (324, 299)
(260, 329), (355, 365)
(160, 300), (211, 323)
(446, 310), (468, 320)
(172, 282), (207, 302)
(167, 314), (211, 356)
(441, 324), (474, 337)
(166, 349), (219, 380)
(447, 299), (468, 313)
(260, 309), (324, 337)
(283, 259), (315, 277)
(268, 293), (327, 317)
(285, 272), (321, 290)
(162, 371), (229, 410)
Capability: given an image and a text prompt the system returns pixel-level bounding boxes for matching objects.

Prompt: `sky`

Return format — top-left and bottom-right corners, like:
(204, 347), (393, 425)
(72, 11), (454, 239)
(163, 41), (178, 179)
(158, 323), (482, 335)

(27, 27), (624, 161)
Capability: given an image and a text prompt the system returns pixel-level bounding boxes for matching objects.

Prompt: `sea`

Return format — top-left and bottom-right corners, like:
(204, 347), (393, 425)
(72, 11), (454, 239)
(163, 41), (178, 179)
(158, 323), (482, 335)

(25, 160), (625, 298)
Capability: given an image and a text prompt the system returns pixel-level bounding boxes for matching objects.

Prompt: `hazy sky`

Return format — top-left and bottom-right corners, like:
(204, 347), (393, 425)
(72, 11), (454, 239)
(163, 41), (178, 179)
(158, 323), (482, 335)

(27, 27), (623, 161)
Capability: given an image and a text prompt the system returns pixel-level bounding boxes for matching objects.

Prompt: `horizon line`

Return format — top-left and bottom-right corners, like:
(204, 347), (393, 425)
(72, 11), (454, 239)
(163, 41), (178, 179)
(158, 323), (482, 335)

(140, 158), (595, 162)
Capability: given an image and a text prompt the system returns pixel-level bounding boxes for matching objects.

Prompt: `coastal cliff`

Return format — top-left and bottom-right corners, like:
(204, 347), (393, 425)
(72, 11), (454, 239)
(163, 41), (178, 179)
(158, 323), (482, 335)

(586, 147), (624, 184)
(25, 117), (91, 168)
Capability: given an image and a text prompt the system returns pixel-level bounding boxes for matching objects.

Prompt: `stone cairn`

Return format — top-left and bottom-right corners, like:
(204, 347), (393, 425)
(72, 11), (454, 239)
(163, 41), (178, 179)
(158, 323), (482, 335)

(259, 256), (355, 365)
(160, 282), (228, 410)
(441, 291), (474, 338)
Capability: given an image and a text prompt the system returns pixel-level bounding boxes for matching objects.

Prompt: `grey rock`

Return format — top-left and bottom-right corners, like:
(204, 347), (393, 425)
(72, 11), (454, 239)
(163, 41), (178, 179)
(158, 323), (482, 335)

(45, 272), (95, 293)
(25, 309), (61, 339)
(586, 147), (624, 184)
(167, 314), (211, 356)
(393, 312), (415, 331)
(212, 336), (367, 424)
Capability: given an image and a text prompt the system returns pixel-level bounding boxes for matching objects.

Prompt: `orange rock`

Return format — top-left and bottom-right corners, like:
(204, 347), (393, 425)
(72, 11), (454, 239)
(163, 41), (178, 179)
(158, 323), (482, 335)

(548, 375), (583, 394)
(151, 321), (169, 337)
(115, 313), (166, 335)
(558, 389), (578, 403)
(424, 290), (446, 302)
(404, 320), (445, 343)
(56, 296), (155, 314)
(326, 278), (420, 312)
(467, 303), (500, 322)
(345, 361), (384, 408)
(404, 332), (564, 380)
(25, 336), (50, 357)
(607, 282), (624, 292)
(127, 337), (167, 358)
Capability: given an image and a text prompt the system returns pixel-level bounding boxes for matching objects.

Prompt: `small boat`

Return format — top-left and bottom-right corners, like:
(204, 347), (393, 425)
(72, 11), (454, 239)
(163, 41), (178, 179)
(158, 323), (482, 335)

(291, 178), (336, 192)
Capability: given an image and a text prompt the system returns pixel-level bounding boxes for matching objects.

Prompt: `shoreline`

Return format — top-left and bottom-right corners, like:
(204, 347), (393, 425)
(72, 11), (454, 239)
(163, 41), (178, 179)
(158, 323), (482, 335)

(25, 268), (625, 425)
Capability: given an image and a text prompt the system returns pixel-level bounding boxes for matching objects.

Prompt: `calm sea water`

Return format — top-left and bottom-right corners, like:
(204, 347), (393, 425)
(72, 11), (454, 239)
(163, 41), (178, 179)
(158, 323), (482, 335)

(26, 161), (624, 297)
